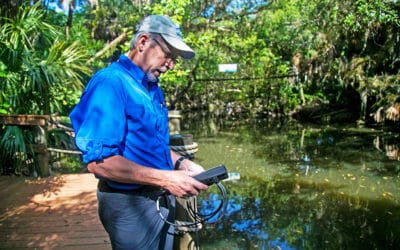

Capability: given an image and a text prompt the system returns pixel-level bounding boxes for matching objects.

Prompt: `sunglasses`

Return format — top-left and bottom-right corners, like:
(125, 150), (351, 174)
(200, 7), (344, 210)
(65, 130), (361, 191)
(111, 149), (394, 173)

(151, 37), (178, 62)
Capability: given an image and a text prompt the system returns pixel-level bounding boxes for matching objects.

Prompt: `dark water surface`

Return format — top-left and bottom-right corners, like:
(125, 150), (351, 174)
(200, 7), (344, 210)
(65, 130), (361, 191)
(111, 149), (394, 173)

(183, 117), (400, 250)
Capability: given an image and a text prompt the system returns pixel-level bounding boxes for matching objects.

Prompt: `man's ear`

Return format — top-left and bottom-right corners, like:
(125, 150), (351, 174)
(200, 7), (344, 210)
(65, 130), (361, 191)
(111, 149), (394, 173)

(137, 33), (151, 52)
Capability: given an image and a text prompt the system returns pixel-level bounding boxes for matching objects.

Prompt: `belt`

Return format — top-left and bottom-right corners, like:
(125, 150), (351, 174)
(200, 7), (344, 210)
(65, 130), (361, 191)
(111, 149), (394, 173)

(98, 179), (165, 196)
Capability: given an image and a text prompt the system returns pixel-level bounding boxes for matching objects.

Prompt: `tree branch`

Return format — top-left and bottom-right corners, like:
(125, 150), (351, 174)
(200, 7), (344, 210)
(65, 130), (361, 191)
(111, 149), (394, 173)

(87, 32), (127, 64)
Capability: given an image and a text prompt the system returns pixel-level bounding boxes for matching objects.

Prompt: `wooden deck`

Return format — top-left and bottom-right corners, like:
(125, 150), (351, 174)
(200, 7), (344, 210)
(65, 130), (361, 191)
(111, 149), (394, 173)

(0, 173), (111, 249)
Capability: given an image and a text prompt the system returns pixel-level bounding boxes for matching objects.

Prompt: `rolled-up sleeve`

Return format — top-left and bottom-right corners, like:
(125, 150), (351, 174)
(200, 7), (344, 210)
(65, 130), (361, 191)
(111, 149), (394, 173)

(70, 71), (126, 163)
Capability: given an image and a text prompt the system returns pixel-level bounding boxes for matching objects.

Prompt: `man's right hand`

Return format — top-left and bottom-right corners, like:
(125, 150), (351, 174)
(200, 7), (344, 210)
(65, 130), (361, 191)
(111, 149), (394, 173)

(162, 170), (208, 198)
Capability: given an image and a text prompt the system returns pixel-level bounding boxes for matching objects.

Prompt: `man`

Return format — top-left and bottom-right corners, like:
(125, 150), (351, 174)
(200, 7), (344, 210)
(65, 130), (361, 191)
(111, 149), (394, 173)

(70, 15), (208, 249)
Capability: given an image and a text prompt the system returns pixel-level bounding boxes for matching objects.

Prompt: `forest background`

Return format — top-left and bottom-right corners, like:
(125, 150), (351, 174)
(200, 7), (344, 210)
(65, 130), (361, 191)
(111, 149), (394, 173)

(0, 0), (399, 174)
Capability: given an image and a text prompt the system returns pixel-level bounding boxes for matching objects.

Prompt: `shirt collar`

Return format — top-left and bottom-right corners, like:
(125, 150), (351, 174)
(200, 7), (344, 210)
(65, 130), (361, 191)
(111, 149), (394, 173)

(118, 54), (159, 89)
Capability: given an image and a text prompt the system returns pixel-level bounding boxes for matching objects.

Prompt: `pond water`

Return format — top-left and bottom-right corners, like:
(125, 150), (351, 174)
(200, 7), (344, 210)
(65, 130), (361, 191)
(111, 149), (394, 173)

(182, 116), (400, 250)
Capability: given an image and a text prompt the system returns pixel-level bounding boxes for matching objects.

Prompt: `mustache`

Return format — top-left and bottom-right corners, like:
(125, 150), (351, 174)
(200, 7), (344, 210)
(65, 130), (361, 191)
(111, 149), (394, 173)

(146, 66), (168, 83)
(156, 66), (168, 74)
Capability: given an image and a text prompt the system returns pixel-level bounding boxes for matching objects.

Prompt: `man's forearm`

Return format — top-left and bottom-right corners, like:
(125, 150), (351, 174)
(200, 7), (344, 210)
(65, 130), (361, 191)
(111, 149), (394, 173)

(87, 155), (169, 186)
(88, 154), (208, 197)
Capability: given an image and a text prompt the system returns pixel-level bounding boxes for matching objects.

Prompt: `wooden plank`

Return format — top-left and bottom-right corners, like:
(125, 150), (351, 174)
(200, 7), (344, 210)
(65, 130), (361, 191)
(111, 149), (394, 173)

(0, 114), (49, 126)
(0, 230), (109, 240)
(0, 236), (111, 249)
(0, 174), (111, 250)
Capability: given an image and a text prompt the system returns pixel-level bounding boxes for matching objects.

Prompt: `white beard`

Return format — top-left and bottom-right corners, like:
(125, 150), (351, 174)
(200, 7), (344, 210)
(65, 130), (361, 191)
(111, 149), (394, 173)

(146, 71), (158, 83)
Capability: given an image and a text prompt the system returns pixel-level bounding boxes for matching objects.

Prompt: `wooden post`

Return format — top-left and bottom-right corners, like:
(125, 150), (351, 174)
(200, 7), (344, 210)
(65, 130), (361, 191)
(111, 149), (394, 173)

(32, 125), (50, 177)
(168, 111), (200, 249)
(168, 110), (182, 135)
(173, 197), (201, 250)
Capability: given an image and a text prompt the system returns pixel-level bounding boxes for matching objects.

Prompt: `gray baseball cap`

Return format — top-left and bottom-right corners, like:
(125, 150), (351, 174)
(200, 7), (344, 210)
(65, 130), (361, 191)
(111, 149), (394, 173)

(136, 15), (195, 59)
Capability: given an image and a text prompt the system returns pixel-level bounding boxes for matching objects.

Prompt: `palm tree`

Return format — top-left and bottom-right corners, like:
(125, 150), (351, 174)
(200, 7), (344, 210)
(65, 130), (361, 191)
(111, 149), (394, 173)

(0, 2), (91, 175)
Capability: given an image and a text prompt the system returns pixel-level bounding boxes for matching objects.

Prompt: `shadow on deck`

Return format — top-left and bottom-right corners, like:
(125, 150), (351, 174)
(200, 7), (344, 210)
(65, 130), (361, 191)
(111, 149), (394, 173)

(0, 173), (110, 249)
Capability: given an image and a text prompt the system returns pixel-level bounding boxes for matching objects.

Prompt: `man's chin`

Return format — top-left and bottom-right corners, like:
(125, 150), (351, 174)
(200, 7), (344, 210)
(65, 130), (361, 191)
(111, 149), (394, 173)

(146, 73), (159, 83)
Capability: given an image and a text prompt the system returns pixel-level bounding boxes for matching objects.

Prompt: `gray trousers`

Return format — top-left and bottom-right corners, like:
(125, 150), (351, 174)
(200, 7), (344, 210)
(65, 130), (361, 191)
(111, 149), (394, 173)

(97, 189), (175, 250)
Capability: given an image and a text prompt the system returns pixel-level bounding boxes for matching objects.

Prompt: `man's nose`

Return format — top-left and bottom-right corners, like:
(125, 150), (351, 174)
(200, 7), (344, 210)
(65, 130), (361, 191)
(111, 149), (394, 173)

(165, 59), (175, 70)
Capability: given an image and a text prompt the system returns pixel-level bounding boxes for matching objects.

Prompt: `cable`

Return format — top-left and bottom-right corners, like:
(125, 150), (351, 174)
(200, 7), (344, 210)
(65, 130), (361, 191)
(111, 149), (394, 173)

(186, 182), (227, 224)
(156, 181), (228, 228)
(156, 179), (228, 249)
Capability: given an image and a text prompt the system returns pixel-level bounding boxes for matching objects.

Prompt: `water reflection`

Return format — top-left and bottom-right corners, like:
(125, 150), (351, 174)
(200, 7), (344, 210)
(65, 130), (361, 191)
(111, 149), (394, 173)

(374, 136), (400, 161)
(182, 116), (400, 249)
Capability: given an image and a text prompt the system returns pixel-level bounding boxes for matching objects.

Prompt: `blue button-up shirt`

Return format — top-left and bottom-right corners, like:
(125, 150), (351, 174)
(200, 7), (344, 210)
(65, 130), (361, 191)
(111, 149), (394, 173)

(70, 55), (173, 190)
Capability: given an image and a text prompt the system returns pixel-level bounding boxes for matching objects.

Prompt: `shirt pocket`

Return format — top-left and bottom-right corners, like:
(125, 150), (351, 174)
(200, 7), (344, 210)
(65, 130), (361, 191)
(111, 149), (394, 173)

(126, 102), (161, 137)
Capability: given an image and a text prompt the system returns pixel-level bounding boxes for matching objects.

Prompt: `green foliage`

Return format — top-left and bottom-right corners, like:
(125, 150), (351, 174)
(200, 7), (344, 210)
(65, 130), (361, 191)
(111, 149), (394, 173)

(2, 0), (399, 119)
(144, 0), (399, 121)
(0, 2), (92, 175)
(0, 0), (399, 174)
(0, 2), (91, 115)
(0, 125), (33, 175)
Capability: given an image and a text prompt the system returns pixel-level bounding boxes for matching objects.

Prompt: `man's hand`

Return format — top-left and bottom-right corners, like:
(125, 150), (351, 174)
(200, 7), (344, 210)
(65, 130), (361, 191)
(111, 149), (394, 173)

(180, 160), (204, 176)
(162, 170), (208, 198)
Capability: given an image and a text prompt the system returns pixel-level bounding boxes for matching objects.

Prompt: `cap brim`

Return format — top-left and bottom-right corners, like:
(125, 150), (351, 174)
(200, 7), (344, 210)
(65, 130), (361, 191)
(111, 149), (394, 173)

(161, 34), (195, 59)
